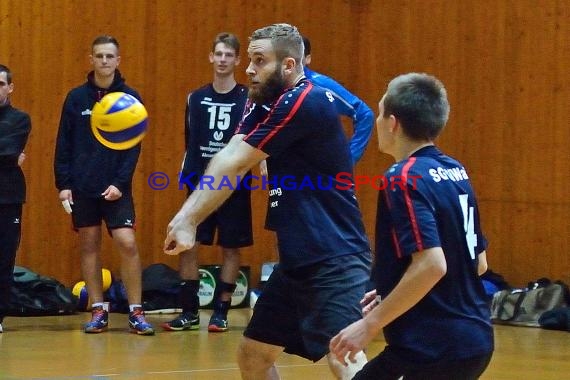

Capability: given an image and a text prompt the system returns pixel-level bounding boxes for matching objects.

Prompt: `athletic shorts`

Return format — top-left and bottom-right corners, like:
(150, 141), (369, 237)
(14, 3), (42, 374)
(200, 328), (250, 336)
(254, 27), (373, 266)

(244, 252), (371, 361)
(353, 348), (493, 380)
(71, 196), (136, 231)
(195, 188), (252, 248)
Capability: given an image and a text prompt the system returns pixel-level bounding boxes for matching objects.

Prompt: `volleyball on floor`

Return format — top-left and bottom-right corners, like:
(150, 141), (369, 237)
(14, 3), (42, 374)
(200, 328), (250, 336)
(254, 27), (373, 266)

(71, 268), (113, 311)
(72, 281), (90, 311)
(90, 92), (148, 150)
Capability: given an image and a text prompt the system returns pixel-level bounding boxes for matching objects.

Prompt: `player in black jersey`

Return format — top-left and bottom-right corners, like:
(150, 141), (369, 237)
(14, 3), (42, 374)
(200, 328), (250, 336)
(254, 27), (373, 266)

(0, 64), (31, 333)
(162, 33), (252, 333)
(165, 24), (371, 380)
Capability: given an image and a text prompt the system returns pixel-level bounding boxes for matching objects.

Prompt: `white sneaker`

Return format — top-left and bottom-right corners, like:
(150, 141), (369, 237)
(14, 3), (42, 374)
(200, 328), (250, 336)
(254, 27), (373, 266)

(0, 323), (3, 333)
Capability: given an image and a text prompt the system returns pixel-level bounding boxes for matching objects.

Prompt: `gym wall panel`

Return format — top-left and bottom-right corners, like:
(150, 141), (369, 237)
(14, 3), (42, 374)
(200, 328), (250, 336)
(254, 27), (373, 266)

(1, 0), (568, 288)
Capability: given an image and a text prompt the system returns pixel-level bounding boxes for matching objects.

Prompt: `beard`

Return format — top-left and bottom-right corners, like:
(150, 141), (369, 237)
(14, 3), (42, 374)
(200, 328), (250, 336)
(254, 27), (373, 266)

(248, 67), (287, 105)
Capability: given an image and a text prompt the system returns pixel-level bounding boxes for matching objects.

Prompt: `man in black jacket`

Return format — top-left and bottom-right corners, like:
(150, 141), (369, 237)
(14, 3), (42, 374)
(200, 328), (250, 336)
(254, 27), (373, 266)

(54, 36), (153, 335)
(0, 64), (31, 333)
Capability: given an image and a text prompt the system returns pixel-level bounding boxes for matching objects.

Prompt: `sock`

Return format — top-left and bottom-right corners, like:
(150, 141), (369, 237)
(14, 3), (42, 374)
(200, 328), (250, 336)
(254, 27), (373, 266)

(92, 302), (104, 309)
(179, 280), (200, 314)
(213, 281), (236, 316)
(129, 304), (142, 313)
(214, 300), (231, 317)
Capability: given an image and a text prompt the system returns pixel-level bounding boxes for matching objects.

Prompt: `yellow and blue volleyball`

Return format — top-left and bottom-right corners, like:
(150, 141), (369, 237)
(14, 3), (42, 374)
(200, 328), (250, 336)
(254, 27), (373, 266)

(101, 268), (112, 292)
(72, 281), (90, 311)
(91, 92), (148, 150)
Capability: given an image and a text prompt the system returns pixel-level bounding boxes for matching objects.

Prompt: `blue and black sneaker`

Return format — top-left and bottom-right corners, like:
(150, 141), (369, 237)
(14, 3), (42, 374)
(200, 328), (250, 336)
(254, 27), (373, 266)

(128, 308), (154, 335)
(207, 313), (228, 333)
(84, 306), (108, 333)
(162, 311), (200, 331)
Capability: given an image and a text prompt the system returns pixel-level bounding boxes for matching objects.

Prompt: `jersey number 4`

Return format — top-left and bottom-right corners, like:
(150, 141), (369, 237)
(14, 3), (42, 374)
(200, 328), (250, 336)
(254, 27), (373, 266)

(459, 194), (477, 260)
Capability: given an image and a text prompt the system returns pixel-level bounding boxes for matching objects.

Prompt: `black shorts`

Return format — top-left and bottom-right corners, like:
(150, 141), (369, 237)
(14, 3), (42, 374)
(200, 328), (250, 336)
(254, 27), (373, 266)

(244, 252), (371, 361)
(195, 188), (253, 248)
(353, 348), (493, 380)
(71, 196), (136, 231)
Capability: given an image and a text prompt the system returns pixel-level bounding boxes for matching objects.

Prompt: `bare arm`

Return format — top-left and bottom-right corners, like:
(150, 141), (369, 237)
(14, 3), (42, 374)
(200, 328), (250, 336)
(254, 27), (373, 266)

(330, 247), (447, 364)
(364, 247), (446, 330)
(164, 134), (267, 254)
(478, 250), (488, 276)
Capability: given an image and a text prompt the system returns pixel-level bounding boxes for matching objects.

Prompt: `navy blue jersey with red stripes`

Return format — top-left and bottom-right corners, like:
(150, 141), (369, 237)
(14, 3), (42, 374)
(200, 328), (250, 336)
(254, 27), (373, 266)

(238, 79), (370, 270)
(375, 145), (493, 362)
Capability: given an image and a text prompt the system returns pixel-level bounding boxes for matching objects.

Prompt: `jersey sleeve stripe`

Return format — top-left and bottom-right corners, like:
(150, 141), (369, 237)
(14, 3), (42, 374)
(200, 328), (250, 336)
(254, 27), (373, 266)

(254, 82), (313, 150)
(244, 100), (277, 140)
(235, 99), (253, 135)
(401, 157), (424, 252)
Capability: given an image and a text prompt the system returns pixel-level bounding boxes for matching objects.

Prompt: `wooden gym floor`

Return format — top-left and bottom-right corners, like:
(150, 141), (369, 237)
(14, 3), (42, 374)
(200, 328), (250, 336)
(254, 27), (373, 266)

(0, 309), (568, 379)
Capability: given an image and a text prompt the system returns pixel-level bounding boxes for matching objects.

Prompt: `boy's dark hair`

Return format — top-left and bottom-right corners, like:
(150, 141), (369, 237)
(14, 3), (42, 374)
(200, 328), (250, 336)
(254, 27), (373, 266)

(383, 73), (450, 141)
(0, 64), (12, 84)
(212, 33), (240, 55)
(92, 35), (120, 51)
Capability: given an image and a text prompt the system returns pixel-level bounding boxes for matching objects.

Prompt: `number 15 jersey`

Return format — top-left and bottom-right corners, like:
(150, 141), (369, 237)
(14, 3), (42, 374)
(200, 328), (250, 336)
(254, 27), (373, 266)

(181, 83), (248, 179)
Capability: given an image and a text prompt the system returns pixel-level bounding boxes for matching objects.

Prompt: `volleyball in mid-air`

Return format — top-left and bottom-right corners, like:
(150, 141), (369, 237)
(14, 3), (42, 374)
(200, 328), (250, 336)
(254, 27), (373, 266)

(91, 92), (148, 150)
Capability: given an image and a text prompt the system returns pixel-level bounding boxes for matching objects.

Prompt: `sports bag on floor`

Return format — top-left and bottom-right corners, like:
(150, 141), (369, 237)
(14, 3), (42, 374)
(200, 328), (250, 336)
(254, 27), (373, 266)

(491, 279), (569, 327)
(8, 266), (76, 316)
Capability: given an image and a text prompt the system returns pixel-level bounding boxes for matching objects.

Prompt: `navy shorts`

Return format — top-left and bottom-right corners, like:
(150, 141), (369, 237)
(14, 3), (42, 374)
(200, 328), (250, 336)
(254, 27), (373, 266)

(244, 252), (372, 361)
(71, 196), (136, 231)
(195, 188), (252, 248)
